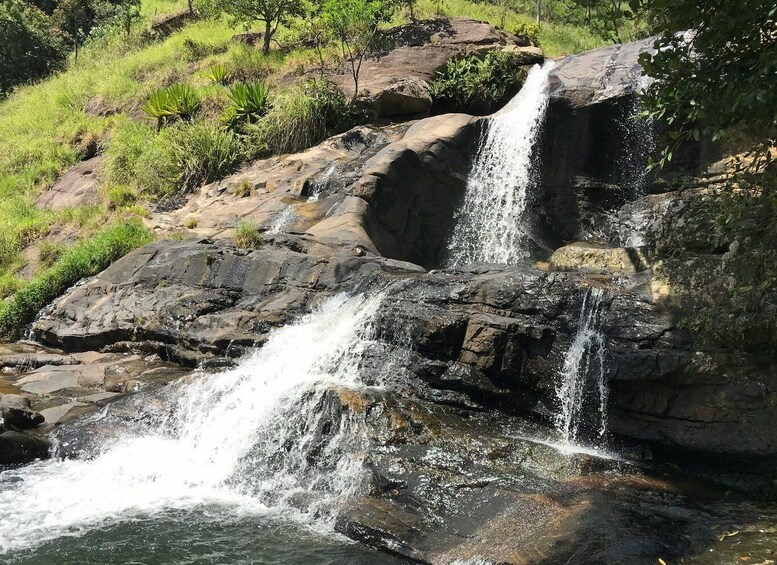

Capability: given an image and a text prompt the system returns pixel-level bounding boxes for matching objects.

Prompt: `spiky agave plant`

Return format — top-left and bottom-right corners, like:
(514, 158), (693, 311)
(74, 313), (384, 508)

(204, 63), (230, 85)
(224, 80), (270, 128)
(143, 83), (201, 130)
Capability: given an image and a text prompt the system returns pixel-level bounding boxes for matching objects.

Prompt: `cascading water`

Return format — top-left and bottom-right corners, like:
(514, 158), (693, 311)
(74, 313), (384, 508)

(445, 61), (555, 267)
(267, 206), (298, 234)
(616, 74), (657, 247)
(555, 287), (609, 446)
(0, 292), (383, 555)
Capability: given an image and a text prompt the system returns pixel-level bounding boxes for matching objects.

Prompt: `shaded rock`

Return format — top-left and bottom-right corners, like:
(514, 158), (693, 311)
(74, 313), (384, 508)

(36, 156), (102, 211)
(149, 9), (196, 37)
(0, 430), (50, 464)
(549, 242), (640, 275)
(1, 395), (45, 430)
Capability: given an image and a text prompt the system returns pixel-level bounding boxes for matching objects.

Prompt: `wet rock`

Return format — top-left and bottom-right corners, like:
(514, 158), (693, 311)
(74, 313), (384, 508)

(39, 402), (90, 427)
(33, 239), (424, 353)
(549, 37), (656, 108)
(0, 394), (45, 430)
(0, 430), (50, 464)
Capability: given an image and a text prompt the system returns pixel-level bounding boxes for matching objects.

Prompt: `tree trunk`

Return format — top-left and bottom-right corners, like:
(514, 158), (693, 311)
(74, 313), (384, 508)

(536, 0), (541, 23)
(187, 0), (193, 13)
(263, 20), (272, 55)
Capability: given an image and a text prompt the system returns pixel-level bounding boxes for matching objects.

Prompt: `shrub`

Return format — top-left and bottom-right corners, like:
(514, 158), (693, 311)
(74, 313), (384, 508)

(247, 80), (356, 157)
(513, 22), (540, 46)
(429, 49), (528, 115)
(233, 220), (261, 248)
(0, 273), (24, 300)
(0, 220), (153, 342)
(143, 83), (201, 130)
(223, 81), (270, 129)
(185, 218), (198, 228)
(172, 121), (245, 191)
(105, 123), (179, 196)
(106, 185), (139, 209)
(38, 241), (66, 268)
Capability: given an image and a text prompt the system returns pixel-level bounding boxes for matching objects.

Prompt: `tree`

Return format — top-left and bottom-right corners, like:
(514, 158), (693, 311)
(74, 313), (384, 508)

(321, 0), (390, 102)
(0, 0), (66, 92)
(198, 0), (305, 54)
(52, 0), (95, 61)
(114, 0), (140, 37)
(633, 0), (776, 169)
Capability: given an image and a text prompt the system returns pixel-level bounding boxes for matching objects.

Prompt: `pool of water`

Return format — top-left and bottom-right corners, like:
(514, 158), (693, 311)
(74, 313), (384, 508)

(3, 507), (406, 565)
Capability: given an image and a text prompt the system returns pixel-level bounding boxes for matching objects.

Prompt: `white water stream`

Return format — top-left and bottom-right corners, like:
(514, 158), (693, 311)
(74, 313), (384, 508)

(555, 287), (609, 446)
(0, 293), (383, 554)
(445, 61), (555, 266)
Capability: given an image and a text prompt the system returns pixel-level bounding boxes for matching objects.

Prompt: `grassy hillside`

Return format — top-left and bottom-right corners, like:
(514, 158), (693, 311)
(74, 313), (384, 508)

(0, 0), (622, 336)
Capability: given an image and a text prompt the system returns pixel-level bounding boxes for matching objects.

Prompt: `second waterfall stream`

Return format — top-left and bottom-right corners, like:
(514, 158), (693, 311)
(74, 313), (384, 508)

(446, 61), (555, 266)
(0, 292), (384, 554)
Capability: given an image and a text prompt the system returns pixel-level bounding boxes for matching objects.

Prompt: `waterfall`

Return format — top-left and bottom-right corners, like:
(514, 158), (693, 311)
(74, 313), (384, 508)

(267, 206), (298, 234)
(445, 61), (555, 267)
(0, 292), (383, 554)
(617, 75), (656, 247)
(555, 287), (609, 445)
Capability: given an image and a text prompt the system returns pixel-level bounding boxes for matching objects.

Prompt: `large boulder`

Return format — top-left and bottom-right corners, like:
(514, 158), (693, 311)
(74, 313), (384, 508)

(0, 394), (44, 430)
(549, 37), (655, 107)
(333, 18), (543, 117)
(0, 430), (50, 465)
(151, 115), (479, 269)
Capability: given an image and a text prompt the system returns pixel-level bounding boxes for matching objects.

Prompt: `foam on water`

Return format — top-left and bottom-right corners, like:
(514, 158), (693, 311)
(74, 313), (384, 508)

(555, 287), (609, 446)
(0, 293), (383, 554)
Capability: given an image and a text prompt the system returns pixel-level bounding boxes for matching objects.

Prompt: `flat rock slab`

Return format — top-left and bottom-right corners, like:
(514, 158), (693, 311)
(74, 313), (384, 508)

(549, 242), (640, 275)
(39, 401), (89, 426)
(35, 156), (102, 211)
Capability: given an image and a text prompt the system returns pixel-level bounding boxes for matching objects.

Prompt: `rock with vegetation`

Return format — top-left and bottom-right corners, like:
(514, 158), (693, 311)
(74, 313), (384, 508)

(335, 18), (543, 117)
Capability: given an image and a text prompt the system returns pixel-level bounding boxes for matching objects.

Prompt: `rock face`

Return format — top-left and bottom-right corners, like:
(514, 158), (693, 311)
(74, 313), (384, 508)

(35, 156), (102, 211)
(334, 18), (543, 117)
(34, 239), (424, 357)
(549, 37), (655, 107)
(15, 32), (777, 564)
(151, 114), (479, 269)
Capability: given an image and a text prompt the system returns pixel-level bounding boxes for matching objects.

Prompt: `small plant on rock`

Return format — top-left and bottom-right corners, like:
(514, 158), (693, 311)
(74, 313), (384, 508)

(233, 180), (253, 197)
(234, 220), (262, 248)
